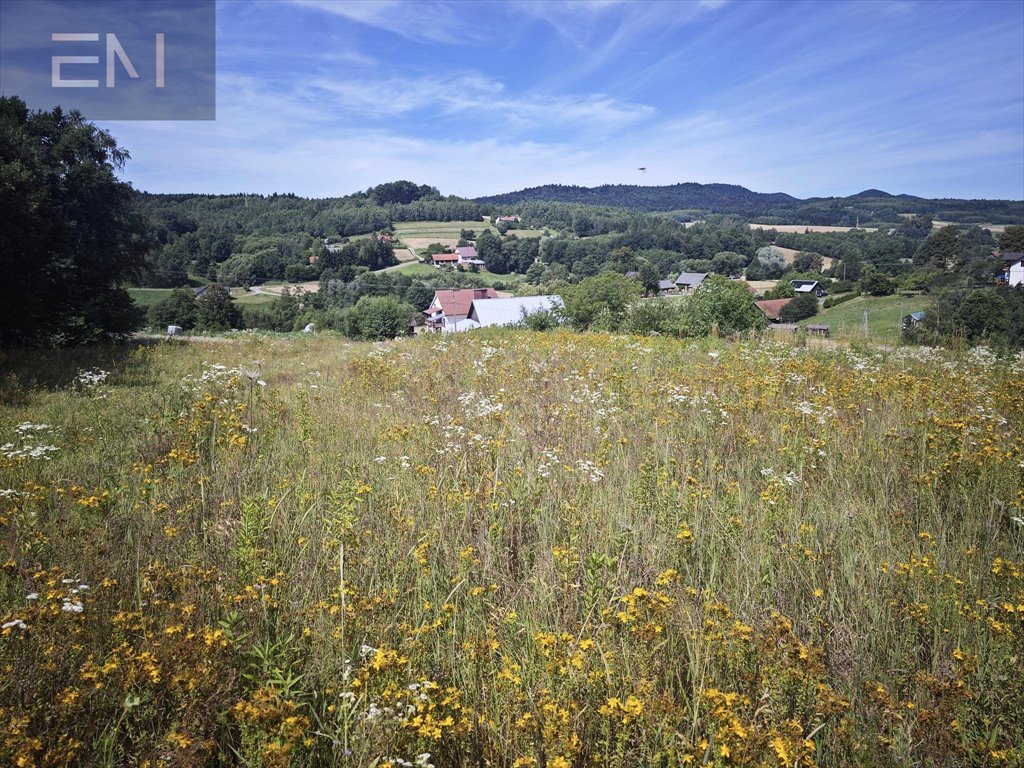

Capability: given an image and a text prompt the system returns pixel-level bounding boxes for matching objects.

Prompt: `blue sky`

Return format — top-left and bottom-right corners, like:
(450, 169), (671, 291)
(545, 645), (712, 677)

(93, 0), (1023, 200)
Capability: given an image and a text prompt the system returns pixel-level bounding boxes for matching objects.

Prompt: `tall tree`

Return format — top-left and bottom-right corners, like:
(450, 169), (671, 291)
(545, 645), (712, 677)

(0, 96), (150, 345)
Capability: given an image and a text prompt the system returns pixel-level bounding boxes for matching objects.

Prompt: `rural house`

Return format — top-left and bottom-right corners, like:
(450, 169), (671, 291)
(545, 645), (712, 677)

(431, 253), (460, 268)
(755, 298), (793, 322)
(675, 272), (707, 291)
(466, 295), (563, 329)
(657, 279), (676, 295)
(792, 280), (826, 297)
(455, 246), (485, 267)
(1003, 252), (1024, 287)
(424, 287), (499, 332)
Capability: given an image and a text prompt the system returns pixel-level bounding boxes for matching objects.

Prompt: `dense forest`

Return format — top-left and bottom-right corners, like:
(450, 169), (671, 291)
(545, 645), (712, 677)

(476, 183), (1024, 226)
(137, 184), (491, 287)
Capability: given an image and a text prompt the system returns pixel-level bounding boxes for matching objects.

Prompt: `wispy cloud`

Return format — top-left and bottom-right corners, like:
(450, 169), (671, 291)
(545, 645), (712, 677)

(305, 71), (655, 132)
(289, 0), (485, 44)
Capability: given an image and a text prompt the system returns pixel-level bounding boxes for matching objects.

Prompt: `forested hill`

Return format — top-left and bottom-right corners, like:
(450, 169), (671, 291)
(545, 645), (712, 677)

(475, 183), (797, 216)
(475, 182), (1024, 226)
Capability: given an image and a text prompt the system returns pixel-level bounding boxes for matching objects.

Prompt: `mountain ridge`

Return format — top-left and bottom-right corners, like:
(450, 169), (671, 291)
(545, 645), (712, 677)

(473, 181), (1024, 225)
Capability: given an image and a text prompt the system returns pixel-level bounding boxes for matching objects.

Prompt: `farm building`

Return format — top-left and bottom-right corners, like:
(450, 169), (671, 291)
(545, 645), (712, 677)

(657, 280), (676, 294)
(455, 246), (485, 267)
(792, 280), (826, 297)
(675, 272), (707, 291)
(755, 298), (793, 322)
(902, 310), (927, 328)
(424, 288), (499, 332)
(467, 295), (563, 328)
(431, 253), (460, 268)
(1003, 253), (1024, 287)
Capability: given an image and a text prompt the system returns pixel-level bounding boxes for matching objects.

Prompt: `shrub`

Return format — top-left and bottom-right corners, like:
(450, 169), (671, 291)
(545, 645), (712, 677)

(823, 291), (860, 309)
(196, 284), (243, 331)
(149, 288), (198, 330)
(340, 295), (414, 341)
(779, 293), (819, 322)
(860, 272), (897, 296)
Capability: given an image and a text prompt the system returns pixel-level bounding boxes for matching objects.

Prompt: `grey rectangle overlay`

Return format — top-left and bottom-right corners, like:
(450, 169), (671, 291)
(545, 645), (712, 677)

(1, 0), (216, 120)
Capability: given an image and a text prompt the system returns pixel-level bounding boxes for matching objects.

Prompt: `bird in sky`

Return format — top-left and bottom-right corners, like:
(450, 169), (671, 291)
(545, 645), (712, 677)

(638, 167), (647, 172)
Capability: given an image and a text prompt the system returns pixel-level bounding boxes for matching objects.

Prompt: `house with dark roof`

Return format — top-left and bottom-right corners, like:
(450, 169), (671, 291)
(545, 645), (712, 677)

(657, 279), (676, 295)
(755, 298), (793, 322)
(792, 280), (826, 297)
(675, 272), (707, 291)
(424, 288), (499, 332)
(455, 246), (485, 267)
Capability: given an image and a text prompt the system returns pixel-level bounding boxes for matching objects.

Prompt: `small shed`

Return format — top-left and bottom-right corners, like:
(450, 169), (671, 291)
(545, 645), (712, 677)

(806, 324), (830, 337)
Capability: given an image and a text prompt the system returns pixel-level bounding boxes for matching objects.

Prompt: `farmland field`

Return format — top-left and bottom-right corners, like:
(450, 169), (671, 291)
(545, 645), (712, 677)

(0, 332), (1021, 766)
(751, 224), (880, 234)
(395, 220), (548, 249)
(800, 294), (930, 343)
(389, 261), (523, 285)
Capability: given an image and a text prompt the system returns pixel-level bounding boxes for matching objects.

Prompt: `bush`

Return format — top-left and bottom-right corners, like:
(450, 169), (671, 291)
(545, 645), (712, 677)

(829, 279), (857, 294)
(340, 295), (414, 341)
(779, 293), (819, 323)
(560, 272), (643, 331)
(763, 281), (796, 300)
(196, 285), (242, 331)
(860, 272), (897, 296)
(682, 276), (767, 336)
(149, 288), (198, 330)
(622, 299), (687, 337)
(823, 291), (860, 309)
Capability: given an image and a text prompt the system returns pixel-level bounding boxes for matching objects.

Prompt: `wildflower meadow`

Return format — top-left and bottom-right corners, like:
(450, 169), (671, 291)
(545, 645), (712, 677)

(1, 332), (1022, 767)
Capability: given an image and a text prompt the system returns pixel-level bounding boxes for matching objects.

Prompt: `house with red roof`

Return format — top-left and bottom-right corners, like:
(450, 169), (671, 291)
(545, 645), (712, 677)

(431, 252), (459, 267)
(424, 288), (500, 332)
(755, 298), (793, 322)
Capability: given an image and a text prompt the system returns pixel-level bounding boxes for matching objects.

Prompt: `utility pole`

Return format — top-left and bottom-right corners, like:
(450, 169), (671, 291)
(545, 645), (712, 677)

(863, 310), (869, 338)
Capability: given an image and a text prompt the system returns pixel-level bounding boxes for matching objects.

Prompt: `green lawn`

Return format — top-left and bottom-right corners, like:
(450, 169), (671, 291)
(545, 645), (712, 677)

(799, 293), (929, 343)
(389, 261), (523, 285)
(126, 288), (174, 308)
(230, 289), (277, 306)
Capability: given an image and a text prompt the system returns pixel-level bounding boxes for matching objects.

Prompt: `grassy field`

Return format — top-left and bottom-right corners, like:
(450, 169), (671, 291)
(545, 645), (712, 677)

(800, 294), (930, 343)
(127, 287), (175, 309)
(395, 220), (549, 245)
(0, 332), (1021, 766)
(390, 261), (523, 285)
(230, 289), (278, 306)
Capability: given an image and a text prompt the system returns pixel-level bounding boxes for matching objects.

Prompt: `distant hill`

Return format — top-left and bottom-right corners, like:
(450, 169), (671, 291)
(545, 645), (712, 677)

(476, 182), (797, 217)
(475, 182), (1024, 226)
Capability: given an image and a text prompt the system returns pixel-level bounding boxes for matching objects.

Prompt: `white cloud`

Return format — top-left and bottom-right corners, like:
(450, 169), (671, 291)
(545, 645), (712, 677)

(289, 0), (485, 45)
(304, 71), (655, 131)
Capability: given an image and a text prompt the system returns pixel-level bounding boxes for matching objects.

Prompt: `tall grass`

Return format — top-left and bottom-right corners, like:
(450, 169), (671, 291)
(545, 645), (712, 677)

(1, 334), (1021, 767)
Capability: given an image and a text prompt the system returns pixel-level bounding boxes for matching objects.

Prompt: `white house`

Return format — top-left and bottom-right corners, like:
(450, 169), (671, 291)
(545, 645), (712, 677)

(1004, 252), (1024, 287)
(466, 295), (563, 328)
(424, 288), (499, 331)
